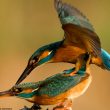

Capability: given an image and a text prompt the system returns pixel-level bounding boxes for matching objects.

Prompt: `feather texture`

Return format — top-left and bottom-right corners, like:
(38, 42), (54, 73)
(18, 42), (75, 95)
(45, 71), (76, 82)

(63, 24), (101, 56)
(54, 0), (101, 56)
(14, 67), (87, 97)
(54, 0), (94, 31)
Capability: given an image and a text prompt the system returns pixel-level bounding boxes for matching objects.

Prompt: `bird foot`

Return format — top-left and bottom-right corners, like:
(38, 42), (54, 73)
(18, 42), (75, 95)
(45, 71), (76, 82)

(62, 69), (73, 74)
(53, 106), (72, 110)
(53, 100), (72, 110)
(63, 71), (77, 77)
(21, 104), (41, 110)
(30, 104), (41, 110)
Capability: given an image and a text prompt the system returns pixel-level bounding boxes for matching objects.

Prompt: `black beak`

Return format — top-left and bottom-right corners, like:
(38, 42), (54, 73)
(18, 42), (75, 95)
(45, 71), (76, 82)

(0, 90), (13, 97)
(15, 66), (34, 85)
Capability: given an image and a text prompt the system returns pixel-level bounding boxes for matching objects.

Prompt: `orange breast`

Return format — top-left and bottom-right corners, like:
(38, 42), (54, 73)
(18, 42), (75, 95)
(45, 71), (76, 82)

(27, 73), (92, 105)
(52, 45), (86, 63)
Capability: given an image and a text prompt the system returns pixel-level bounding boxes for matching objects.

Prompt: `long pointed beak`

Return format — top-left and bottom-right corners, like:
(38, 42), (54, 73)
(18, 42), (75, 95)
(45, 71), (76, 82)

(15, 66), (34, 85)
(15, 51), (55, 85)
(0, 90), (13, 98)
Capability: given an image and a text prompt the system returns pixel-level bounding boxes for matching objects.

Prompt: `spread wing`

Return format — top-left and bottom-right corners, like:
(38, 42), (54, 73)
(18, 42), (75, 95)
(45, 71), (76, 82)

(54, 0), (101, 56)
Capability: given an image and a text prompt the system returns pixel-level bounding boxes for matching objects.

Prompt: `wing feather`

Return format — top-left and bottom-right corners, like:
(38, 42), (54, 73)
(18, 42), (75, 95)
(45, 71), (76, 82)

(62, 24), (101, 56)
(54, 0), (94, 31)
(54, 0), (101, 56)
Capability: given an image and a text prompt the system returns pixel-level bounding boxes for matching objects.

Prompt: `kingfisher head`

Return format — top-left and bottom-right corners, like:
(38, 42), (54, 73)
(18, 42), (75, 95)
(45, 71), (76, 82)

(0, 85), (35, 99)
(0, 87), (23, 98)
(101, 49), (110, 70)
(16, 45), (55, 85)
(15, 41), (63, 85)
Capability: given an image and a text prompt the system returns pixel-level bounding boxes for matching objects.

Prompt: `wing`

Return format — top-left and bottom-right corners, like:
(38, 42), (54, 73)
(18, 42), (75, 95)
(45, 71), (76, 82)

(54, 0), (101, 56)
(14, 67), (90, 99)
(36, 74), (82, 97)
(54, 0), (94, 31)
(35, 68), (90, 97)
(15, 73), (90, 99)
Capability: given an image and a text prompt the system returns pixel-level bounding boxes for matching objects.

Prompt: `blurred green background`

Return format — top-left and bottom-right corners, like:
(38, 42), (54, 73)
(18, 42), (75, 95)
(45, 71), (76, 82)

(0, 0), (110, 110)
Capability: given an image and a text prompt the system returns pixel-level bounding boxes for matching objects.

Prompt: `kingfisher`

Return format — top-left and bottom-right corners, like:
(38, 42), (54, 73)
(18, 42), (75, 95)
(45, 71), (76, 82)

(0, 53), (92, 110)
(15, 0), (110, 85)
(0, 72), (91, 110)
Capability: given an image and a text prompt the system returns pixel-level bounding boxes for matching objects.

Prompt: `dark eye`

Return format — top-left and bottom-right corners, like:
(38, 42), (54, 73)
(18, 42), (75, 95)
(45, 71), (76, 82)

(11, 87), (23, 93)
(34, 57), (39, 61)
(28, 56), (39, 66)
(33, 57), (39, 63)
(29, 57), (39, 65)
(32, 59), (36, 64)
(15, 88), (22, 92)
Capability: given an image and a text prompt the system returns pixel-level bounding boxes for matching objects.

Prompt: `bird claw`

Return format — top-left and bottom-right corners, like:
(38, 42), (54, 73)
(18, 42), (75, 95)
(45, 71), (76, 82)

(63, 71), (77, 77)
(21, 104), (41, 110)
(53, 105), (71, 110)
(53, 107), (72, 110)
(53, 100), (72, 110)
(31, 104), (41, 110)
(63, 74), (72, 77)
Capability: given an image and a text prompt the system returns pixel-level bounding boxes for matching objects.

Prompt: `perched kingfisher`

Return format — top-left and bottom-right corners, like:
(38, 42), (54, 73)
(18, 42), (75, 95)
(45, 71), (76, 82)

(15, 0), (110, 85)
(0, 53), (92, 110)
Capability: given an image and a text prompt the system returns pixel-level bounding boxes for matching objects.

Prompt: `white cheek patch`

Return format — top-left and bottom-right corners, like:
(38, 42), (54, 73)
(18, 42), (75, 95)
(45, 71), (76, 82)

(32, 88), (39, 92)
(48, 51), (53, 55)
(40, 50), (53, 60)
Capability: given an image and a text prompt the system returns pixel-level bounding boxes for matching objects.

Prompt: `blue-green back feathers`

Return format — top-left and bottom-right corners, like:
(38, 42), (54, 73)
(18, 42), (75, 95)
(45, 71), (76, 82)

(54, 0), (94, 31)
(16, 67), (87, 98)
(17, 74), (82, 98)
(35, 73), (82, 97)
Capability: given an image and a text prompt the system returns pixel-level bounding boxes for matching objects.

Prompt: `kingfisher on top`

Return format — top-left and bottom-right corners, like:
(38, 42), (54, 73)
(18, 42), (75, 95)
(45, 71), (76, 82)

(16, 0), (110, 85)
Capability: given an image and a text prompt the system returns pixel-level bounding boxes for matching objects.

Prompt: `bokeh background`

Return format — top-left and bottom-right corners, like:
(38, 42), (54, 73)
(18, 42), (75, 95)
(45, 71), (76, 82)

(0, 0), (110, 110)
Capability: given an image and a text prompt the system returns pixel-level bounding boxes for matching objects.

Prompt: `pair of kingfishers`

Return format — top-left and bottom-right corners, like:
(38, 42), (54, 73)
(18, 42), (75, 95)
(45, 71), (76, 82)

(0, 0), (110, 109)
(0, 53), (91, 110)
